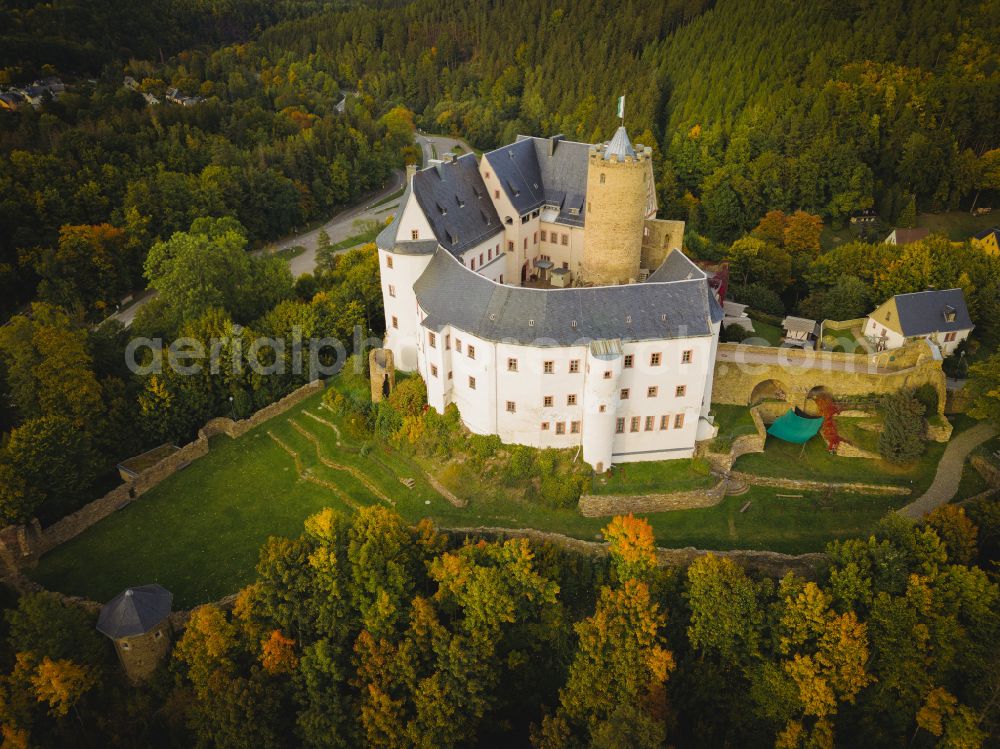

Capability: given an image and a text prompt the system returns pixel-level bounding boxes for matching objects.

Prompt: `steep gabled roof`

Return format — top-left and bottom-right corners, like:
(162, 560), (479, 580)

(414, 250), (718, 346)
(97, 585), (172, 639)
(973, 227), (999, 241)
(890, 288), (974, 337)
(410, 154), (502, 255)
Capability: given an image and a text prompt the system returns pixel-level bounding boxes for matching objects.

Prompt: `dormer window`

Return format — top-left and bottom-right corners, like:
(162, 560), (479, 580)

(455, 195), (465, 208)
(944, 305), (956, 323)
(568, 207), (579, 215)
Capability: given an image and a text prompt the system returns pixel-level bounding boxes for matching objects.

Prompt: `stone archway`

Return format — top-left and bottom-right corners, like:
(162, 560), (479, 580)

(748, 378), (789, 406)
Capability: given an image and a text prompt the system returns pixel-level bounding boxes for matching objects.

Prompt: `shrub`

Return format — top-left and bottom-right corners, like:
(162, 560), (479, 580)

(507, 445), (536, 483)
(387, 376), (426, 418)
(914, 383), (939, 416)
(539, 474), (584, 509)
(374, 402), (402, 440)
(878, 390), (926, 462)
(468, 434), (502, 461)
(721, 324), (751, 343)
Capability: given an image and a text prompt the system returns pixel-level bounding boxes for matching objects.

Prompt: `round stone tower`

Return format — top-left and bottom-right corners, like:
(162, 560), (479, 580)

(369, 348), (395, 403)
(580, 127), (655, 286)
(97, 584), (173, 683)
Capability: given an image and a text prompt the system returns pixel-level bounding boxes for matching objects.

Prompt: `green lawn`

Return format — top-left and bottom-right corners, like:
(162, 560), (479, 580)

(746, 318), (783, 346)
(915, 210), (998, 241)
(29, 386), (966, 608)
(590, 459), (715, 495)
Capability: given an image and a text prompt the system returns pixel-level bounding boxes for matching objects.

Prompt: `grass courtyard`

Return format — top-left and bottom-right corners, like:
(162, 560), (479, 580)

(29, 385), (965, 608)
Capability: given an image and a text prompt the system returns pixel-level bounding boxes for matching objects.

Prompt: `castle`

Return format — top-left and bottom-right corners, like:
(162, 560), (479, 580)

(377, 127), (722, 471)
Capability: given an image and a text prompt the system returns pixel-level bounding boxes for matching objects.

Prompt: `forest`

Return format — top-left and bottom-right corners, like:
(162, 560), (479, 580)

(0, 508), (997, 748)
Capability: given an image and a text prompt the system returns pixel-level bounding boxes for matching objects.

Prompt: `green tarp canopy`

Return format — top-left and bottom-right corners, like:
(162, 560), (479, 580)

(766, 409), (824, 444)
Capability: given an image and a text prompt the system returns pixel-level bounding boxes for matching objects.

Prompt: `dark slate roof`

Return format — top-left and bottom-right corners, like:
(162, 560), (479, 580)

(485, 135), (590, 226)
(413, 250), (717, 345)
(97, 585), (172, 639)
(411, 154), (502, 255)
(973, 227), (999, 241)
(892, 288), (974, 337)
(645, 250), (706, 283)
(375, 176), (439, 256)
(604, 126), (637, 161)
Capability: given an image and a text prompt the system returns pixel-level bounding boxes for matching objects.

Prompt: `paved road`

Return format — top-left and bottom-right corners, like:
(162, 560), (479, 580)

(416, 131), (474, 164)
(898, 421), (998, 518)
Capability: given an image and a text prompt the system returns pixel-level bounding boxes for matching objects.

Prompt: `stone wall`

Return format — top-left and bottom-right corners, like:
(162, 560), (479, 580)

(713, 340), (946, 415)
(971, 455), (1000, 488)
(699, 406), (767, 473)
(443, 526), (826, 579)
(0, 380), (325, 573)
(578, 479), (727, 517)
(731, 472), (909, 496)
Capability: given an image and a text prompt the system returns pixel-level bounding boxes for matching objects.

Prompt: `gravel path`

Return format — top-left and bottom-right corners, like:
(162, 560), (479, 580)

(898, 422), (997, 518)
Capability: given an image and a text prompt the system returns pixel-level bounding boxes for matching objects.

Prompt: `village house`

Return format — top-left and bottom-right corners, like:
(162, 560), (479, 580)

(863, 288), (973, 356)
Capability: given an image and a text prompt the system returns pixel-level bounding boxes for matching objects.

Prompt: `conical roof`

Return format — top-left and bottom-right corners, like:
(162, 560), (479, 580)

(604, 126), (636, 161)
(97, 584), (172, 639)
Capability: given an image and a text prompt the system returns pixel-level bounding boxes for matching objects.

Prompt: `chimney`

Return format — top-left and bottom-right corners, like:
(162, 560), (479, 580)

(549, 134), (565, 157)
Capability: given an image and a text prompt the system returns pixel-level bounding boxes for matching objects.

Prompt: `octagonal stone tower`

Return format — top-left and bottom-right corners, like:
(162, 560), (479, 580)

(97, 584), (173, 683)
(580, 126), (656, 286)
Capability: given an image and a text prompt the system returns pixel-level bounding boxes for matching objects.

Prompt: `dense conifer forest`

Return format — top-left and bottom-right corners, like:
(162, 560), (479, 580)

(0, 1), (998, 745)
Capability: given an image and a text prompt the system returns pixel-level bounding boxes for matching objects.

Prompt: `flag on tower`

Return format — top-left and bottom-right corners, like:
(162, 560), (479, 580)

(617, 95), (625, 120)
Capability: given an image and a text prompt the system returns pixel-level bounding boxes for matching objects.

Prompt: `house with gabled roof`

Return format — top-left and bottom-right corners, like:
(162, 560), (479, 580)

(972, 227), (1000, 256)
(863, 288), (973, 356)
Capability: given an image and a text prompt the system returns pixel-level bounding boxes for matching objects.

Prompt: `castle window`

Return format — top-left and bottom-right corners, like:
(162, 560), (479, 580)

(506, 401), (516, 413)
(486, 171), (491, 179)
(541, 421), (550, 430)
(561, 234), (568, 246)
(624, 354), (634, 368)
(488, 248), (492, 260)
(599, 404), (607, 413)
(603, 370), (612, 379)
(469, 376), (476, 390)
(647, 386), (658, 398)
(431, 364), (438, 377)
(495, 189), (500, 199)
(508, 358), (518, 372)
(445, 335), (450, 350)
(541, 230), (547, 241)
(456, 339), (462, 353)
(392, 316), (398, 329)
(388, 284), (396, 298)
(544, 396), (553, 407)
(480, 253), (484, 266)
(468, 345), (476, 359)
(411, 229), (419, 240)
(681, 350), (693, 364)
(650, 352), (661, 366)
(630, 416), (640, 432)
(471, 258), (476, 270)
(676, 385), (686, 397)
(674, 413), (685, 429)
(533, 232), (538, 244)
(508, 241), (514, 252)
(569, 359), (580, 373)
(428, 332), (436, 348)
(386, 256), (393, 269)
(448, 370), (453, 380)
(945, 332), (957, 342)
(571, 421), (581, 434)
(620, 388), (630, 400)
(567, 394), (577, 406)
(615, 417), (625, 433)
(660, 415), (669, 430)
(555, 422), (566, 435)
(523, 238), (528, 250)
(600, 173), (606, 184)
(645, 416), (655, 431)
(543, 361), (554, 374)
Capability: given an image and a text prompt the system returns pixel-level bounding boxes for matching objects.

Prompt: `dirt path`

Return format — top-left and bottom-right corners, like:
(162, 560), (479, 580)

(898, 422), (998, 518)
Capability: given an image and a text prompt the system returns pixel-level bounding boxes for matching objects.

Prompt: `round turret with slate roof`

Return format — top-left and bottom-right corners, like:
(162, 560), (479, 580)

(97, 584), (173, 682)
